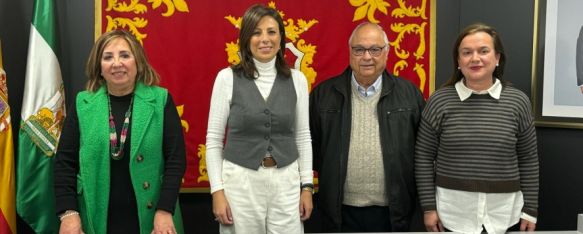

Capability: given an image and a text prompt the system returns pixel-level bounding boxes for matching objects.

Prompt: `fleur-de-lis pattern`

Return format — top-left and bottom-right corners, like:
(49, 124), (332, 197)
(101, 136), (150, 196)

(350, 0), (429, 93)
(349, 0), (391, 23)
(197, 144), (208, 183)
(176, 104), (188, 132)
(225, 1), (318, 91)
(104, 0), (189, 44)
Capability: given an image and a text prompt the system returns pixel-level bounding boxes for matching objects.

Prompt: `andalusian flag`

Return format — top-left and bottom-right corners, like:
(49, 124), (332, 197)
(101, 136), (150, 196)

(16, 0), (65, 232)
(0, 39), (17, 234)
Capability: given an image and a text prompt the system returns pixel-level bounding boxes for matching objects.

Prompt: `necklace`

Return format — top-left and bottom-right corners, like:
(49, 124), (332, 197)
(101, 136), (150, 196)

(107, 94), (134, 160)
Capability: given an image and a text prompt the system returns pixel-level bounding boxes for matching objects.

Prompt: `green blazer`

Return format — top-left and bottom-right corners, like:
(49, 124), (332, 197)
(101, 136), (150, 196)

(76, 82), (183, 234)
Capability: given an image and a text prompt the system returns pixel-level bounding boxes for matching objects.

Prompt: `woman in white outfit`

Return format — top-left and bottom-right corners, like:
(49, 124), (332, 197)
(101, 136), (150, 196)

(205, 4), (314, 234)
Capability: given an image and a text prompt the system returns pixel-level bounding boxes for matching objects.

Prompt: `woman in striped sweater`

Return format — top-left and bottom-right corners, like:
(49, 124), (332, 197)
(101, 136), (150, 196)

(414, 23), (539, 234)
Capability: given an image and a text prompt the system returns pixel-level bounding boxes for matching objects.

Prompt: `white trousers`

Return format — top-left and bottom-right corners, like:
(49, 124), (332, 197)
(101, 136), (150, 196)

(220, 160), (303, 234)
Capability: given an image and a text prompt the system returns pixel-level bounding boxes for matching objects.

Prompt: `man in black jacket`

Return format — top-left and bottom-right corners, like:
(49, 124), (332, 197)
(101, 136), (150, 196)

(309, 22), (425, 232)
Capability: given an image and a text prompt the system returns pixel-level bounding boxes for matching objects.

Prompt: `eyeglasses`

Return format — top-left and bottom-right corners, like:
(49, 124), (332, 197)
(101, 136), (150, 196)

(351, 45), (387, 57)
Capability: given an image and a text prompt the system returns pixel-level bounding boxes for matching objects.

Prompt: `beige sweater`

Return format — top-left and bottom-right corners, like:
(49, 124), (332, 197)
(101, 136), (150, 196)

(343, 85), (387, 207)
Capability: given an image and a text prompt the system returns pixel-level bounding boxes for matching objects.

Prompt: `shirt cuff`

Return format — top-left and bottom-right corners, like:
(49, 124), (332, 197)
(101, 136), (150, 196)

(521, 212), (537, 224)
(210, 184), (224, 194)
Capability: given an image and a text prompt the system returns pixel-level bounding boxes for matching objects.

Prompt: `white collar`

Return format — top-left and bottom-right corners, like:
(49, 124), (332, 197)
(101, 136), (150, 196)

(253, 57), (277, 76)
(455, 78), (501, 101)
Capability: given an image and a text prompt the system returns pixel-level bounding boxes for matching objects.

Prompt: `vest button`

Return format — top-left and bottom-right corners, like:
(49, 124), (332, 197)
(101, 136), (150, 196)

(147, 201), (154, 209)
(265, 122), (271, 128)
(137, 155), (144, 162)
(264, 109), (270, 115)
(264, 135), (270, 140)
(143, 182), (150, 189)
(267, 146), (273, 151)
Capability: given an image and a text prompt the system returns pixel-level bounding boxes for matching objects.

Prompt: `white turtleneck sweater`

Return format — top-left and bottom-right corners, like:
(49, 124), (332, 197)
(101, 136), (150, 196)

(205, 58), (313, 193)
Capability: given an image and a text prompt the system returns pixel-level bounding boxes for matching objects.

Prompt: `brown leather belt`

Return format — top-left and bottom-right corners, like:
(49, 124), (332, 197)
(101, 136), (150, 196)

(261, 156), (277, 168)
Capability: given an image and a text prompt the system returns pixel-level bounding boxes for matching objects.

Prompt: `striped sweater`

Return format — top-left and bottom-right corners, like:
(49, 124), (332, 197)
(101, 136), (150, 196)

(415, 86), (539, 217)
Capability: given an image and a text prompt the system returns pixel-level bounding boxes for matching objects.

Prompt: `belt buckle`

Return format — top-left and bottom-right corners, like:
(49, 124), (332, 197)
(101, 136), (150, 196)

(261, 156), (277, 168)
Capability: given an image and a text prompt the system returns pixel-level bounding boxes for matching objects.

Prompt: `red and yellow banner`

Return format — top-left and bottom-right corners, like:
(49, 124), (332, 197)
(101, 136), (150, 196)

(96, 0), (435, 191)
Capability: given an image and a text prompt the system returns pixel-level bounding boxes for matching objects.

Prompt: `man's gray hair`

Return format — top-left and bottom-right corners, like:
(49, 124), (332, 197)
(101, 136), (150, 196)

(348, 22), (390, 47)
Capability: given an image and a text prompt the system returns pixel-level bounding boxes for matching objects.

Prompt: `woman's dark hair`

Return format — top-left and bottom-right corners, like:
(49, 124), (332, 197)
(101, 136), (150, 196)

(231, 4), (290, 79)
(442, 23), (510, 87)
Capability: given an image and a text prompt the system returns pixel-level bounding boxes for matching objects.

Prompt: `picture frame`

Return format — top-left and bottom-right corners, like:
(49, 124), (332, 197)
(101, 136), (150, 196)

(531, 0), (583, 129)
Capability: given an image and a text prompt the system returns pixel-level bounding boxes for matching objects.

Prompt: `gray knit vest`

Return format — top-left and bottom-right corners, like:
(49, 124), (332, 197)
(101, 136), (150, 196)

(223, 71), (298, 170)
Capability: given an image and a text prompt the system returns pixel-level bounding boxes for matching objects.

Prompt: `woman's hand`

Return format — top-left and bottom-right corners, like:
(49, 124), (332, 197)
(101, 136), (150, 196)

(423, 210), (444, 232)
(59, 212), (84, 234)
(299, 190), (313, 221)
(212, 190), (233, 225)
(520, 218), (536, 231)
(152, 210), (176, 234)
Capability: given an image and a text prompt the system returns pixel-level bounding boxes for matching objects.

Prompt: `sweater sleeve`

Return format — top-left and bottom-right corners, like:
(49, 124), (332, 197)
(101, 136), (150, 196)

(54, 97), (80, 215)
(205, 68), (233, 194)
(292, 70), (314, 186)
(414, 95), (441, 212)
(515, 95), (539, 217)
(156, 94), (187, 213)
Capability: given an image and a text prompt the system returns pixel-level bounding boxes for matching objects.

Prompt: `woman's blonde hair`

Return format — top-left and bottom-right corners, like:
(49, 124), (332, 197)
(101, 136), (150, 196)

(85, 30), (160, 92)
